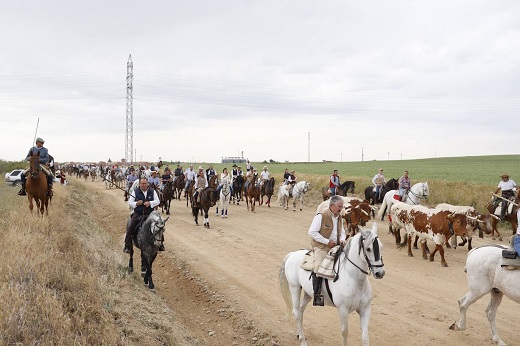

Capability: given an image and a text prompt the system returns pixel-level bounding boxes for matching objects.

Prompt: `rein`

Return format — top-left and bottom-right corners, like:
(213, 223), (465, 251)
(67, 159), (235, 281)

(406, 183), (429, 204)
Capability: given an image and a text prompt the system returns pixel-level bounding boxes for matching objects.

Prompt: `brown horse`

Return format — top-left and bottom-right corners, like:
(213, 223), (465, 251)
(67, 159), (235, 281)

(192, 187), (216, 228)
(245, 175), (260, 212)
(186, 180), (194, 208)
(26, 151), (49, 216)
(485, 195), (519, 241)
(173, 174), (185, 200)
(260, 177), (275, 207)
(160, 181), (174, 215)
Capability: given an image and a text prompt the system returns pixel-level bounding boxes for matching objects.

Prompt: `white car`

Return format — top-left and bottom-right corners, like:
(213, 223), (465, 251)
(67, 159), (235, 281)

(5, 169), (24, 186)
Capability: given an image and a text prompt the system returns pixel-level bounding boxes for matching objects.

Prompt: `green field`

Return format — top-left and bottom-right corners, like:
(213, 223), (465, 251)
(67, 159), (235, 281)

(202, 155), (520, 185)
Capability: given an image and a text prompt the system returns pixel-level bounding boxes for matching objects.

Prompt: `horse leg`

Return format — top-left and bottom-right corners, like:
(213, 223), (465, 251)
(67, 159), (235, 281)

(204, 210), (210, 228)
(450, 288), (489, 332)
(128, 248), (134, 273)
(300, 196), (303, 211)
(486, 289), (505, 345)
(288, 285), (308, 346)
(357, 305), (371, 346)
(338, 305), (351, 346)
(147, 253), (157, 289)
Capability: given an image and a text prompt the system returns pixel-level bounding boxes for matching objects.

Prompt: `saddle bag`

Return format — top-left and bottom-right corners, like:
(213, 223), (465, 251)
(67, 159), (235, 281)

(502, 250), (517, 259)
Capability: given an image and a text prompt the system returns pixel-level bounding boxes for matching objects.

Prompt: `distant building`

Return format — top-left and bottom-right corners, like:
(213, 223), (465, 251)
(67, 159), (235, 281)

(222, 156), (246, 164)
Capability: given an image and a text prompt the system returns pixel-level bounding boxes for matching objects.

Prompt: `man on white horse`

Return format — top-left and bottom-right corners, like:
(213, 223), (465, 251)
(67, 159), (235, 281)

(184, 164), (196, 193)
(308, 195), (346, 306)
(398, 170), (411, 201)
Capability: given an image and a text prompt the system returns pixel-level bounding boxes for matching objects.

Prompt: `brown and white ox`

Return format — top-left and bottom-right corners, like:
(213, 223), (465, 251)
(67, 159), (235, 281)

(435, 203), (490, 250)
(316, 197), (371, 237)
(390, 203), (468, 267)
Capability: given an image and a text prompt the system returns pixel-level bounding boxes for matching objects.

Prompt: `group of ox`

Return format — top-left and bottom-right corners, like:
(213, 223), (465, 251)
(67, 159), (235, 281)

(280, 181), (520, 346)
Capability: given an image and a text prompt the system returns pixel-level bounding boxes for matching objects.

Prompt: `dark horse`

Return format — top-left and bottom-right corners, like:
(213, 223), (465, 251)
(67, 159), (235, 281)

(127, 211), (169, 289)
(364, 178), (399, 205)
(485, 194), (519, 241)
(192, 187), (216, 228)
(26, 151), (49, 216)
(173, 174), (185, 200)
(160, 181), (174, 215)
(245, 175), (260, 212)
(260, 177), (276, 207)
(232, 175), (244, 205)
(321, 180), (356, 201)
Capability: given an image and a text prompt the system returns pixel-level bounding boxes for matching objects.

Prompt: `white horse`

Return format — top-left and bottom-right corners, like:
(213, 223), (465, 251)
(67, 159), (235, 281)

(277, 181), (310, 211)
(104, 169), (113, 189)
(219, 178), (232, 218)
(450, 245), (520, 346)
(376, 182), (429, 221)
(279, 222), (385, 346)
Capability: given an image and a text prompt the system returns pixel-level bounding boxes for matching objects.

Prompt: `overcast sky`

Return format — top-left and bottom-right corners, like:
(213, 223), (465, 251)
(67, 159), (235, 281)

(1, 0), (519, 164)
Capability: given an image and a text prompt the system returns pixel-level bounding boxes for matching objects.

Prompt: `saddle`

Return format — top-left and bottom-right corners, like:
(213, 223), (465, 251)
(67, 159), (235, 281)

(493, 200), (515, 216)
(501, 236), (520, 269)
(300, 245), (343, 280)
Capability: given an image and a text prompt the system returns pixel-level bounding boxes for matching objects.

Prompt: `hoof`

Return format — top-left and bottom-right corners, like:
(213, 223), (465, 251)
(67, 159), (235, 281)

(429, 256), (434, 262)
(225, 215), (228, 218)
(441, 262), (449, 267)
(128, 267), (133, 273)
(300, 208), (302, 211)
(413, 246), (419, 250)
(408, 253), (414, 257)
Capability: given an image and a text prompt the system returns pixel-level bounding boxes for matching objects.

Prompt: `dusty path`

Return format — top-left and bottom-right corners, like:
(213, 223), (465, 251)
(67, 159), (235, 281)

(82, 178), (518, 345)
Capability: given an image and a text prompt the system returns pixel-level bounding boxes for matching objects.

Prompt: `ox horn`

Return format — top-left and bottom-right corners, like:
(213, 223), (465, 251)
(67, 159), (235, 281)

(490, 214), (500, 220)
(466, 215), (478, 221)
(361, 209), (369, 216)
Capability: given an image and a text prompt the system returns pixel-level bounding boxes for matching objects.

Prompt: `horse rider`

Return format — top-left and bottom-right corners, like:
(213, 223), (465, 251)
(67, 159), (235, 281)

(184, 164), (196, 193)
(18, 137), (54, 197)
(173, 164), (182, 184)
(372, 168), (386, 201)
(206, 165), (216, 182)
(493, 173), (517, 220)
(329, 169), (340, 196)
(308, 195), (346, 306)
(237, 166), (243, 177)
(283, 168), (290, 184)
(216, 167), (234, 195)
(231, 164), (239, 182)
(287, 170), (297, 196)
(193, 167), (208, 204)
(126, 170), (138, 191)
(246, 160), (252, 172)
(260, 166), (270, 186)
(398, 170), (411, 202)
(148, 171), (161, 191)
(514, 208), (520, 256)
(124, 178), (163, 253)
(160, 168), (173, 191)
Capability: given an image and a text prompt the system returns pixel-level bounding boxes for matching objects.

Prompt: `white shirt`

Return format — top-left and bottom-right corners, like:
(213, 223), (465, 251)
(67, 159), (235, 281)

(517, 209), (520, 235)
(498, 180), (517, 191)
(308, 212), (346, 245)
(220, 172), (231, 183)
(260, 170), (270, 180)
(128, 188), (160, 209)
(185, 168), (196, 181)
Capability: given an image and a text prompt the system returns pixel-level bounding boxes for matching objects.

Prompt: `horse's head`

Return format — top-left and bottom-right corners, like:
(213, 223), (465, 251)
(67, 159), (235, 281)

(349, 181), (355, 194)
(357, 222), (385, 279)
(302, 181), (310, 193)
(421, 182), (429, 199)
(28, 151), (42, 178)
(148, 211), (169, 247)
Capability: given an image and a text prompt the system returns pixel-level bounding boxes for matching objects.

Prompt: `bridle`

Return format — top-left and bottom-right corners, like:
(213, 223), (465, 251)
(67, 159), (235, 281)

(150, 220), (166, 244)
(407, 183), (429, 204)
(345, 235), (384, 276)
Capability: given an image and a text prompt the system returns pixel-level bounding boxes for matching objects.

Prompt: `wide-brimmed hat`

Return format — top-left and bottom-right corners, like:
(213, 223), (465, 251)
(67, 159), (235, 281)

(151, 170), (157, 175)
(198, 166), (204, 170)
(378, 168), (383, 171)
(232, 164), (237, 167)
(291, 170), (295, 173)
(263, 166), (267, 169)
(35, 137), (45, 143)
(500, 173), (509, 178)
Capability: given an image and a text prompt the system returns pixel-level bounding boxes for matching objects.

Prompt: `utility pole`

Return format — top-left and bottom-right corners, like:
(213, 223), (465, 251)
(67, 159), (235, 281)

(387, 152), (390, 160)
(125, 54), (134, 165)
(308, 132), (310, 162)
(362, 147), (364, 162)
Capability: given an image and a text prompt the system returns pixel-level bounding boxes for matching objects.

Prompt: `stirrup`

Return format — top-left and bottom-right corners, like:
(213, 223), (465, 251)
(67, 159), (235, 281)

(313, 294), (324, 306)
(18, 189), (27, 196)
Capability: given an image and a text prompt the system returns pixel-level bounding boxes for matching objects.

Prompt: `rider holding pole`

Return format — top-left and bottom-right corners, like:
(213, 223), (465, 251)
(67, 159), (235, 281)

(493, 173), (517, 220)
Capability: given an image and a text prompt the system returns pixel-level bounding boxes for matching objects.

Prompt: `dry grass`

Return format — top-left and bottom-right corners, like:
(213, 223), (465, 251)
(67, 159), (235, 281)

(0, 183), (188, 346)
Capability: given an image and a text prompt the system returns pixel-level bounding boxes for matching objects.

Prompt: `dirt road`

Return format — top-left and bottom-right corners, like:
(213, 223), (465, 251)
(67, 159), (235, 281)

(85, 179), (518, 345)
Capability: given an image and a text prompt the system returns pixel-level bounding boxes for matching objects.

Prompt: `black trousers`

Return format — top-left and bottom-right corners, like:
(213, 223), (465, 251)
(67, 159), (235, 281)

(125, 212), (150, 247)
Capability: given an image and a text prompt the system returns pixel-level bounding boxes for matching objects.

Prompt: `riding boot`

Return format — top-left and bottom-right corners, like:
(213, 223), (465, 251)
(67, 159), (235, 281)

(312, 273), (324, 306)
(47, 184), (53, 197)
(123, 231), (132, 253)
(18, 183), (27, 196)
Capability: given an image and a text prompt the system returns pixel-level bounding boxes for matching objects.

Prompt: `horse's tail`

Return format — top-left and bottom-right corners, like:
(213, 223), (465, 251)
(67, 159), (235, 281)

(377, 196), (388, 220)
(279, 253), (293, 320)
